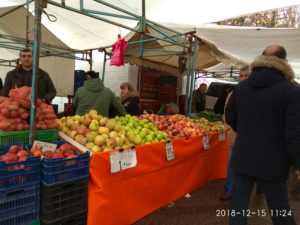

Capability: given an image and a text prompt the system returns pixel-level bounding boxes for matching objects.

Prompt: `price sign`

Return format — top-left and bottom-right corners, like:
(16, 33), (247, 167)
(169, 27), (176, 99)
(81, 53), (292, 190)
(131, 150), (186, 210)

(165, 140), (175, 161)
(32, 141), (57, 152)
(218, 131), (225, 141)
(109, 148), (137, 173)
(202, 134), (210, 150)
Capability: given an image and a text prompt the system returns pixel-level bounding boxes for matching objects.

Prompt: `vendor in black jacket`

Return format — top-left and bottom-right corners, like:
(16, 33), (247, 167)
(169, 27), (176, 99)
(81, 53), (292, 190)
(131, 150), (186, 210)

(120, 82), (141, 116)
(1, 49), (56, 104)
(225, 45), (300, 225)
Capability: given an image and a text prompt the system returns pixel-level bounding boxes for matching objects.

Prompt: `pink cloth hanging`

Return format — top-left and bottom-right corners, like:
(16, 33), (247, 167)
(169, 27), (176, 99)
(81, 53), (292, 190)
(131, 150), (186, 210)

(110, 34), (128, 66)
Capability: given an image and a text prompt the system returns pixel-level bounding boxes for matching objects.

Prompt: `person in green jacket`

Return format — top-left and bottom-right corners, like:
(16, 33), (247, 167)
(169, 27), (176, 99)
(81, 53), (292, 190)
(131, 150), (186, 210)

(73, 71), (126, 117)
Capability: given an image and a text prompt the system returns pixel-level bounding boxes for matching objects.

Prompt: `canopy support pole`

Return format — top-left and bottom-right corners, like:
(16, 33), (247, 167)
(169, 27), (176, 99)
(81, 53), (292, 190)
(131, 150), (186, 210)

(29, 0), (42, 144)
(188, 38), (198, 114)
(102, 51), (107, 81)
(184, 35), (193, 114)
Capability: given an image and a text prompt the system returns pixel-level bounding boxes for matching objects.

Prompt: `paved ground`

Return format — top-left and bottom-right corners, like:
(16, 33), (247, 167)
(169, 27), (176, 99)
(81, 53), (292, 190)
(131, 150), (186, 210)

(134, 173), (300, 225)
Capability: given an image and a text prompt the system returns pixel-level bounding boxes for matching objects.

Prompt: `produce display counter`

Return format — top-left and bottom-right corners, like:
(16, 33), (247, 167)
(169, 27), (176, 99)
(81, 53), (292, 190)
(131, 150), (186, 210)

(87, 133), (229, 225)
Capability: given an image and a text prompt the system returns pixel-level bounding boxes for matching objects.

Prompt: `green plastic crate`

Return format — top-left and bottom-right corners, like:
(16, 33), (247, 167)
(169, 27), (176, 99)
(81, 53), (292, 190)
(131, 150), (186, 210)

(0, 129), (58, 145)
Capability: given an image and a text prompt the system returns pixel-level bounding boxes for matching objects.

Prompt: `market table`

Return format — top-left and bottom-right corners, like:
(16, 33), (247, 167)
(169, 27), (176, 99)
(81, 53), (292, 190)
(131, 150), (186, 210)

(87, 133), (229, 225)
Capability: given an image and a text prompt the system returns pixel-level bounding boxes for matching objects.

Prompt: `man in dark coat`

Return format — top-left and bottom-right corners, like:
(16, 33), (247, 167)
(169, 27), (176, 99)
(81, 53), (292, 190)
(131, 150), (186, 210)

(1, 49), (56, 104)
(225, 45), (300, 225)
(192, 83), (207, 113)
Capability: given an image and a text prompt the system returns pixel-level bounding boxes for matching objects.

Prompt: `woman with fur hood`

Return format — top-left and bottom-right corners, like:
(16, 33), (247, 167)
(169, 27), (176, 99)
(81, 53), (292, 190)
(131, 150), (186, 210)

(120, 82), (141, 116)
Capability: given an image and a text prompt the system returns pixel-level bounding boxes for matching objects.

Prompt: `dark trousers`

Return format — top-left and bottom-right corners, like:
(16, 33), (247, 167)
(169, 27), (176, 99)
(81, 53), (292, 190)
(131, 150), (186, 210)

(230, 171), (296, 225)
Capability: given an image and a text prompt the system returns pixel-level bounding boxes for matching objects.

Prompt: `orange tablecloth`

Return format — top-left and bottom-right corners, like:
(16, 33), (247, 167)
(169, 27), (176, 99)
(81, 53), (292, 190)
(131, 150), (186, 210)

(87, 133), (229, 225)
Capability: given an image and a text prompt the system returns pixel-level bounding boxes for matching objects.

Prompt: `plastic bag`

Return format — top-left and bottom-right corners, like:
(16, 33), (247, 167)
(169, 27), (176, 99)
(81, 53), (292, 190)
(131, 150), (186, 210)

(110, 34), (128, 66)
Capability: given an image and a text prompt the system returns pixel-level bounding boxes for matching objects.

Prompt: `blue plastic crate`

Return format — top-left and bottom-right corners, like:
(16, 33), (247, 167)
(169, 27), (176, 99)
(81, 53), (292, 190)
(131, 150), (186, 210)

(0, 142), (24, 155)
(0, 144), (40, 190)
(0, 183), (39, 225)
(26, 141), (90, 185)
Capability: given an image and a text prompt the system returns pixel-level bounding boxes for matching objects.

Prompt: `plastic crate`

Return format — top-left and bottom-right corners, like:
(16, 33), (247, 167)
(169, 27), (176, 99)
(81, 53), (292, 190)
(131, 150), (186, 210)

(0, 142), (24, 155)
(0, 144), (40, 190)
(0, 129), (58, 145)
(40, 178), (88, 222)
(26, 141), (90, 185)
(41, 210), (86, 225)
(0, 183), (39, 225)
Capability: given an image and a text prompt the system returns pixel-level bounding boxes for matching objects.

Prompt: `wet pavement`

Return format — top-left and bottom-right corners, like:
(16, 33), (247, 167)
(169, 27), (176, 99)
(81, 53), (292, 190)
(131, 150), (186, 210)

(134, 177), (300, 225)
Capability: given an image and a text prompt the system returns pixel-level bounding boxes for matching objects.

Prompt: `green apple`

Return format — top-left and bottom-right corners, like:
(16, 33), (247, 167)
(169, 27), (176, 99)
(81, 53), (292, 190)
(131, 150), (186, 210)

(89, 120), (99, 131)
(114, 123), (122, 132)
(65, 119), (74, 128)
(86, 131), (97, 142)
(106, 120), (115, 130)
(134, 135), (142, 145)
(115, 137), (124, 147)
(85, 142), (95, 150)
(101, 133), (109, 140)
(109, 131), (119, 139)
(79, 137), (87, 146)
(94, 135), (106, 146)
(146, 134), (153, 142)
(98, 126), (109, 134)
(89, 109), (98, 115)
(91, 145), (102, 153)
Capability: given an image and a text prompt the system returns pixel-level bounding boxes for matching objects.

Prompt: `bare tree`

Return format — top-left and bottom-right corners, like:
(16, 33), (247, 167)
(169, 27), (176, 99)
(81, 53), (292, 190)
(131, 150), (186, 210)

(215, 6), (300, 28)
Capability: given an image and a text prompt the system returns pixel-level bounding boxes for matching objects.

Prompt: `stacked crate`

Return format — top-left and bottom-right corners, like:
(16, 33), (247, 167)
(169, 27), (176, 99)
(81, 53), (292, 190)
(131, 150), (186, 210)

(0, 143), (40, 225)
(38, 141), (89, 225)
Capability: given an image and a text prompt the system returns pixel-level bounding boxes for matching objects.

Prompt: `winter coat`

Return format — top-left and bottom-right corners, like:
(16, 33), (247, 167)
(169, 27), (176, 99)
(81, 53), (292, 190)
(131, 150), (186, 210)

(225, 55), (300, 181)
(120, 92), (141, 116)
(223, 92), (236, 147)
(2, 67), (56, 103)
(192, 89), (206, 113)
(73, 78), (126, 117)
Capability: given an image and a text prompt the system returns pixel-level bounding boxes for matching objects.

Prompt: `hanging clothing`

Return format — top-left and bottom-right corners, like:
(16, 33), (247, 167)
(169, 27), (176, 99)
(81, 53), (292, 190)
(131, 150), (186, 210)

(110, 34), (128, 66)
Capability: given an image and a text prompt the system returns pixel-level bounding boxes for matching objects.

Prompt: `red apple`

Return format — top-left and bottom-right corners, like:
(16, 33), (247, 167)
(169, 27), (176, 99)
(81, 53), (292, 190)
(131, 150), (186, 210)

(17, 150), (28, 157)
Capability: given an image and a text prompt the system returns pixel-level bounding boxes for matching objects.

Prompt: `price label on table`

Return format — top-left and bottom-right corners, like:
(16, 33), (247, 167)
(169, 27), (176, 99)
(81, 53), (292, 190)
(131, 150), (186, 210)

(32, 141), (57, 152)
(202, 134), (210, 150)
(218, 131), (225, 141)
(165, 140), (175, 161)
(109, 148), (137, 173)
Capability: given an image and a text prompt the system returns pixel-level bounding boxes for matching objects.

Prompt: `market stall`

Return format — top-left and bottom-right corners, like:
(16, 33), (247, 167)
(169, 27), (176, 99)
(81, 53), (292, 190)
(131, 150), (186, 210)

(87, 133), (228, 225)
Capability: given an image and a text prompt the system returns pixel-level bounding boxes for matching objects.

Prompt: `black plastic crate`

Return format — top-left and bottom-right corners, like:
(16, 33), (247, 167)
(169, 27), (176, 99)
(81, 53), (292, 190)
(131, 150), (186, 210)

(0, 183), (39, 225)
(41, 210), (86, 225)
(40, 178), (88, 222)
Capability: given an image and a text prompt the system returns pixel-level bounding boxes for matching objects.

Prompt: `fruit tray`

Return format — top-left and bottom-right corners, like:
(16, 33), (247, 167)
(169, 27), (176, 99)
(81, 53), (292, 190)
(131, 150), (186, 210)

(26, 141), (89, 185)
(0, 129), (58, 145)
(40, 178), (88, 222)
(0, 183), (39, 225)
(0, 143), (40, 190)
(40, 210), (86, 225)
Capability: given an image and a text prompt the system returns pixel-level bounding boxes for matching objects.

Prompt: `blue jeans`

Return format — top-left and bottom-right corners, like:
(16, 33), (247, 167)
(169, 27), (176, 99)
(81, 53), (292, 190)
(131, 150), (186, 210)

(224, 146), (234, 196)
(230, 171), (296, 225)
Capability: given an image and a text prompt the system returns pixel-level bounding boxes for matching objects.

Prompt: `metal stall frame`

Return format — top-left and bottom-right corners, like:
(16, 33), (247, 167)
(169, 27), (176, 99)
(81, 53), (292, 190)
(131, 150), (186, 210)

(1, 0), (199, 142)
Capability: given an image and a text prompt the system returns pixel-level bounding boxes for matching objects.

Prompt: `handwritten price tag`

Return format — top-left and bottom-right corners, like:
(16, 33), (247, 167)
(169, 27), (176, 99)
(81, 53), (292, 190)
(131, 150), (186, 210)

(109, 148), (137, 173)
(218, 131), (225, 141)
(165, 140), (175, 161)
(32, 141), (57, 152)
(202, 134), (210, 150)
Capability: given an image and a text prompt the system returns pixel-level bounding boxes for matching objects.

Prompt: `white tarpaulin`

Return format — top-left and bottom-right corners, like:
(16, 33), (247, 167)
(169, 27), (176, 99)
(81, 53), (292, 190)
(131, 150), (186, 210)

(0, 5), (75, 96)
(1, 0), (300, 50)
(168, 24), (300, 78)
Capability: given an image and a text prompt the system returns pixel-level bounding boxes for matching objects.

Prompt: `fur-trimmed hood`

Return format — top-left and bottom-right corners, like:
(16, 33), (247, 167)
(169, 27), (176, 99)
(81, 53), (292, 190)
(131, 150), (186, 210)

(250, 55), (295, 83)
